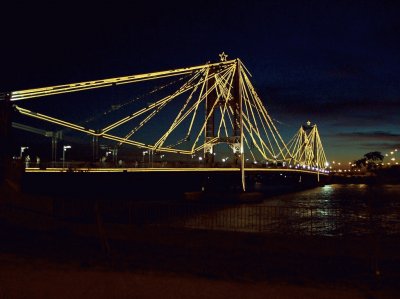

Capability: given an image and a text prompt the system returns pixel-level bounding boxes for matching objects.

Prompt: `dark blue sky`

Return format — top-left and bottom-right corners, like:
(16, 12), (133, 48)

(2, 0), (399, 162)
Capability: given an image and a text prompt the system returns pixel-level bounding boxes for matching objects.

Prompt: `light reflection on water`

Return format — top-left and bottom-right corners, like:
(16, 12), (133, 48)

(262, 184), (400, 209)
(180, 184), (400, 236)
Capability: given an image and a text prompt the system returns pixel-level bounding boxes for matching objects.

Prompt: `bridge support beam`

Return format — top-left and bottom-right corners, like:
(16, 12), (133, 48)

(204, 58), (246, 191)
(204, 70), (217, 166)
(52, 136), (58, 164)
(51, 131), (62, 164)
(232, 59), (245, 191)
(92, 134), (99, 162)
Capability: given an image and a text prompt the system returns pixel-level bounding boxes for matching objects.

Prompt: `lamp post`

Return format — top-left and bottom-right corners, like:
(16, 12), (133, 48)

(63, 145), (71, 169)
(20, 146), (29, 158)
(142, 150), (148, 164)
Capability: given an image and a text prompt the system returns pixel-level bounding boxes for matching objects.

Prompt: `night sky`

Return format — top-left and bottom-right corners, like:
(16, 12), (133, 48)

(1, 0), (399, 163)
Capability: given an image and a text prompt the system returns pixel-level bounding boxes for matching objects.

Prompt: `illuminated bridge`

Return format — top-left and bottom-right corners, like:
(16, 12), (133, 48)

(0, 53), (328, 192)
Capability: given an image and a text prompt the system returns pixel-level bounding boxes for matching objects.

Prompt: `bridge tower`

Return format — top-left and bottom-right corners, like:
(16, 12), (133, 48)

(204, 56), (245, 190)
(301, 120), (315, 165)
(287, 120), (327, 170)
(204, 57), (243, 164)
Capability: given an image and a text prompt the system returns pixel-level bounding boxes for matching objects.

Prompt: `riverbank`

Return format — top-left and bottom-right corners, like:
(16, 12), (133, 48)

(329, 167), (400, 185)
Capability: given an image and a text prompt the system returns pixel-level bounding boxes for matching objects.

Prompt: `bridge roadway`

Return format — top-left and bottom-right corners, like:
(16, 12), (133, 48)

(24, 166), (329, 176)
(20, 165), (329, 198)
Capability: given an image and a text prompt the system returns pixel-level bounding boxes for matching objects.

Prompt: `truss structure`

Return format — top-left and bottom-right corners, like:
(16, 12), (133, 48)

(286, 121), (328, 169)
(10, 57), (294, 164)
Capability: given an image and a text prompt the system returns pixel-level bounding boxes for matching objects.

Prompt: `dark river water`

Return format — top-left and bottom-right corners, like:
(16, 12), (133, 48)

(262, 184), (400, 209)
(176, 184), (400, 236)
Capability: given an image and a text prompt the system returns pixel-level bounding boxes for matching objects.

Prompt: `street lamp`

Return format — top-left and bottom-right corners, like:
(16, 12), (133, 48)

(142, 150), (148, 163)
(63, 145), (71, 169)
(20, 146), (29, 158)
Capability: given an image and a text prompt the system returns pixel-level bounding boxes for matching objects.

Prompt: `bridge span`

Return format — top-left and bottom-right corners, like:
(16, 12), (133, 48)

(25, 166), (329, 175)
(2, 54), (330, 192)
(20, 163), (329, 201)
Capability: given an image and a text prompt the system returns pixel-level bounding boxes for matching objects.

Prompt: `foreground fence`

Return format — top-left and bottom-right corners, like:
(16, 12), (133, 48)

(50, 200), (400, 237)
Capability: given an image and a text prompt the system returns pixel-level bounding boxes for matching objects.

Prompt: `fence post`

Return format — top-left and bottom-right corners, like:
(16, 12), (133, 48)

(94, 201), (111, 257)
(310, 208), (313, 235)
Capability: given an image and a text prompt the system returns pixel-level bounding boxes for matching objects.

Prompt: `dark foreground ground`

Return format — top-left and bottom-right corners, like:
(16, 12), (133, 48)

(1, 181), (400, 299)
(1, 218), (400, 299)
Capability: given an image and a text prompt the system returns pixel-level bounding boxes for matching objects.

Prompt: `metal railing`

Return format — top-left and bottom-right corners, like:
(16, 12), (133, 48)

(2, 197), (400, 237)
(23, 160), (328, 172)
(51, 201), (400, 236)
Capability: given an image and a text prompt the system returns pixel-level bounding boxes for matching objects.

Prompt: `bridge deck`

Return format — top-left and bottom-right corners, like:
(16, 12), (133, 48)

(25, 167), (329, 175)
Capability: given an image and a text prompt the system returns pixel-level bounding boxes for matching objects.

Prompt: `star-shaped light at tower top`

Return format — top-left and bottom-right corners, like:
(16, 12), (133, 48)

(307, 120), (311, 126)
(219, 52), (228, 62)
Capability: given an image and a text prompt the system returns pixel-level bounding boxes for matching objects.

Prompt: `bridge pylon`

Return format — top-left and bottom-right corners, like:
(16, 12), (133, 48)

(203, 57), (245, 189)
(287, 120), (328, 170)
(204, 59), (243, 161)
